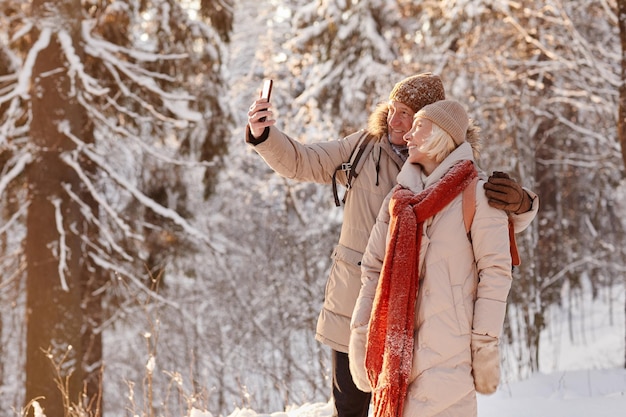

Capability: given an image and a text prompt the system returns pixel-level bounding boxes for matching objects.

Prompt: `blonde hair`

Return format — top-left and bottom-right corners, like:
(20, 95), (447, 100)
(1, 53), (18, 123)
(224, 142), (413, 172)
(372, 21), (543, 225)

(418, 124), (457, 163)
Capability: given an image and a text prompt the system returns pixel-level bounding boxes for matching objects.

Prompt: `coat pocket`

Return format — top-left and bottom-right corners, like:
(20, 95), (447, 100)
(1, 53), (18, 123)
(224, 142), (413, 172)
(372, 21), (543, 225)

(452, 285), (471, 335)
(324, 244), (364, 317)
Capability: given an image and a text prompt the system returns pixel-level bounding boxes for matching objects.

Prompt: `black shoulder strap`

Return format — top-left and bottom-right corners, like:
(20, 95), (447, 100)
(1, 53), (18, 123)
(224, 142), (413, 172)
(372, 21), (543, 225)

(332, 132), (374, 207)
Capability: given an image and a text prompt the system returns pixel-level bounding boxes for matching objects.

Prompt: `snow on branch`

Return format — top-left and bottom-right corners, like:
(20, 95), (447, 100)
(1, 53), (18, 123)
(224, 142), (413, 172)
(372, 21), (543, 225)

(0, 201), (28, 238)
(80, 22), (202, 127)
(51, 198), (70, 292)
(59, 123), (221, 253)
(58, 29), (109, 97)
(360, 13), (395, 62)
(499, 12), (561, 62)
(60, 150), (142, 242)
(88, 253), (199, 325)
(0, 73), (18, 96)
(87, 147), (216, 248)
(541, 255), (626, 290)
(101, 59), (190, 128)
(10, 19), (33, 44)
(0, 150), (32, 197)
(78, 94), (212, 169)
(61, 182), (134, 262)
(0, 252), (26, 293)
(82, 21), (194, 101)
(284, 21), (329, 51)
(549, 109), (620, 152)
(0, 98), (30, 147)
(0, 27), (51, 105)
(76, 93), (139, 137)
(82, 20), (188, 65)
(0, 98), (31, 144)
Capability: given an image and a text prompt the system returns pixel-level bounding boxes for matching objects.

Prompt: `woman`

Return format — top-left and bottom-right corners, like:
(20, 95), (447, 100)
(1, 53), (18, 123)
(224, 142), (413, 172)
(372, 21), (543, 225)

(348, 100), (513, 417)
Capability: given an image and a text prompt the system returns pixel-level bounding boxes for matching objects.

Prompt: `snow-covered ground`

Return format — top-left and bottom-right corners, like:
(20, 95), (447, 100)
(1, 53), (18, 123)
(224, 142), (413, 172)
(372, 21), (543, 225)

(214, 368), (626, 417)
(214, 280), (626, 417)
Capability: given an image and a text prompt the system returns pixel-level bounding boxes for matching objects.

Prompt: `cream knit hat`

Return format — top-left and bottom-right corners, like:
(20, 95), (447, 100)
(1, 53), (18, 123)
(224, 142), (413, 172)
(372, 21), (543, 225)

(388, 73), (445, 113)
(415, 100), (468, 145)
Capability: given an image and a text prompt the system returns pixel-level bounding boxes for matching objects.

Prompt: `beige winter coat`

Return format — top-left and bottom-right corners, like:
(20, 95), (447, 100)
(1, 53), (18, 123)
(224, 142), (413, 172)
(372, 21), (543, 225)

(349, 142), (518, 417)
(246, 121), (405, 352)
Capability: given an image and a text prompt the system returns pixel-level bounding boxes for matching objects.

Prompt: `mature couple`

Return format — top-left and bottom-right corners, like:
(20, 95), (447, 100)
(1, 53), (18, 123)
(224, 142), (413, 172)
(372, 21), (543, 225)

(245, 73), (538, 417)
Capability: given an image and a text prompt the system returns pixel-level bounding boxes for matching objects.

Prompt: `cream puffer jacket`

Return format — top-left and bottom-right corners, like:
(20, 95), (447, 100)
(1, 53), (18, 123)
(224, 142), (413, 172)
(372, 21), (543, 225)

(246, 123), (405, 353)
(349, 143), (520, 417)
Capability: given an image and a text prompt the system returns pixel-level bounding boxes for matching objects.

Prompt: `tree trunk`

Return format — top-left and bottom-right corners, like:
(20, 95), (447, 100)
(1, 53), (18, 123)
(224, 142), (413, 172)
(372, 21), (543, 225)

(619, 0), (626, 169)
(81, 270), (105, 412)
(25, 0), (101, 413)
(617, 0), (626, 368)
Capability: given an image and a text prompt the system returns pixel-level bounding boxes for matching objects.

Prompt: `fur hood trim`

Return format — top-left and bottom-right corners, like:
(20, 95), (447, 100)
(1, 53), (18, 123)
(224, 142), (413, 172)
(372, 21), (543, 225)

(466, 119), (481, 160)
(366, 102), (390, 139)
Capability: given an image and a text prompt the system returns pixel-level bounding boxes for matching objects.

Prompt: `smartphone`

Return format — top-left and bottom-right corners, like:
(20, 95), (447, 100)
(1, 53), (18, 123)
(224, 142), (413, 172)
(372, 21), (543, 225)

(261, 79), (273, 100)
(259, 79), (273, 121)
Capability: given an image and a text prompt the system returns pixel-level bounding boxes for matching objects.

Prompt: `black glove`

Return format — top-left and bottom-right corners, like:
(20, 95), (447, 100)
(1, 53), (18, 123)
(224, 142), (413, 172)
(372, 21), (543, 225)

(484, 171), (532, 214)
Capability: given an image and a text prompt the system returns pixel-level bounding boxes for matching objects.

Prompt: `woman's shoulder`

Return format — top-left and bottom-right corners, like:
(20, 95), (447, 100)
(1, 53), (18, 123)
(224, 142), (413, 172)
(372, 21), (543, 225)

(474, 179), (508, 219)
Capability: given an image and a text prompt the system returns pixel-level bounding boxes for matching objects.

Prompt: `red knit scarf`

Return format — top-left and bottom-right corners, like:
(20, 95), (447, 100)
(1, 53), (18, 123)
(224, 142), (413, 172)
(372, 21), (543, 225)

(365, 160), (477, 417)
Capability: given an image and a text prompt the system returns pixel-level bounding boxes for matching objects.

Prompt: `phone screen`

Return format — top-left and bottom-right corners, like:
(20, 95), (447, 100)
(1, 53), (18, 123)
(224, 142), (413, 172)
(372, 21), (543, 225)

(260, 80), (273, 122)
(261, 79), (273, 100)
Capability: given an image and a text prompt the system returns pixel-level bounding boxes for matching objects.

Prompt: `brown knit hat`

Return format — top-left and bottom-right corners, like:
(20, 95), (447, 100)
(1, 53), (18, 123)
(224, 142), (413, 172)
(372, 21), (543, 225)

(415, 100), (468, 145)
(388, 73), (446, 113)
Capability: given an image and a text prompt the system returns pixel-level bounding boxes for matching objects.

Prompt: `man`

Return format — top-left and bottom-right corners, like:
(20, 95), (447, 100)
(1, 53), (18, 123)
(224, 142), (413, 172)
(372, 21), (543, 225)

(246, 73), (538, 417)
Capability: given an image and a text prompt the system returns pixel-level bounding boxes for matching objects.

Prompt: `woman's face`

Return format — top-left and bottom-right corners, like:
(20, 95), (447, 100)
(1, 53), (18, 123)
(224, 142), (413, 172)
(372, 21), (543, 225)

(404, 117), (434, 166)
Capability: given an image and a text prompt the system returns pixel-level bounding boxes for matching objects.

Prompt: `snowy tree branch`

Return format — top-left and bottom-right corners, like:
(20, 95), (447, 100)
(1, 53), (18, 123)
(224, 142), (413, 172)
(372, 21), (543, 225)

(88, 254), (199, 327)
(0, 27), (50, 105)
(58, 29), (109, 97)
(542, 255), (626, 290)
(61, 182), (134, 262)
(59, 124), (220, 252)
(0, 150), (32, 197)
(0, 201), (28, 238)
(76, 94), (214, 168)
(60, 150), (142, 241)
(51, 198), (70, 292)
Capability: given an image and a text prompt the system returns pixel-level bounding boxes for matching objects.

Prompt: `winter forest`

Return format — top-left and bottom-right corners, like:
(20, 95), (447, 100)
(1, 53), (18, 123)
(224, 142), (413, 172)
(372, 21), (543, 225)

(0, 0), (625, 416)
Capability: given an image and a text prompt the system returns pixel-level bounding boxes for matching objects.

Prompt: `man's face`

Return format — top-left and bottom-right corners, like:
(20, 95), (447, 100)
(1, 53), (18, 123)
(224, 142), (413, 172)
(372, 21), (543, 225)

(387, 100), (415, 146)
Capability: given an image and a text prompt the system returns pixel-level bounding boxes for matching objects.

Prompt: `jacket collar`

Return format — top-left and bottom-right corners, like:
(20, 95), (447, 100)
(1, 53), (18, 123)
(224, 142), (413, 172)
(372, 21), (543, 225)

(377, 135), (407, 170)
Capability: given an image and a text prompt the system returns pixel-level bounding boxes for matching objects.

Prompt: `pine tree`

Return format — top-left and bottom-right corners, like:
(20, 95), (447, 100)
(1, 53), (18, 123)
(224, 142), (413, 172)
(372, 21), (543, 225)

(282, 0), (404, 137)
(617, 0), (626, 368)
(0, 0), (231, 413)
